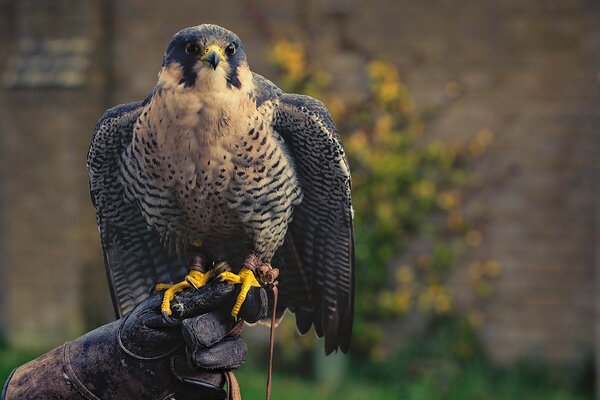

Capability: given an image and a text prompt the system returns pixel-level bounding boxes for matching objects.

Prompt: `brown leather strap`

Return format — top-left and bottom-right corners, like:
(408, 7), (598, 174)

(266, 285), (278, 400)
(224, 287), (278, 400)
(224, 371), (241, 400)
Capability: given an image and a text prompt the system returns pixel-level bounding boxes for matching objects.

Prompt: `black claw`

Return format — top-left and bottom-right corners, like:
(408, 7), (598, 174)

(186, 276), (200, 290)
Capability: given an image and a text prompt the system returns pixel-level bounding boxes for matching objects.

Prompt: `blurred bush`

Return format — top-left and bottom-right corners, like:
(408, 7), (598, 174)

(237, 316), (592, 399)
(270, 39), (496, 359)
(2, 321), (592, 400)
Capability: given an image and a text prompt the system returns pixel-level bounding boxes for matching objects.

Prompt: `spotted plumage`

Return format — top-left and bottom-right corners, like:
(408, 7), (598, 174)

(88, 24), (354, 353)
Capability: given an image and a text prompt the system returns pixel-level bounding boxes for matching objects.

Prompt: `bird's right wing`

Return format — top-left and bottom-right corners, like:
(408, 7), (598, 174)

(87, 101), (186, 318)
(273, 93), (355, 354)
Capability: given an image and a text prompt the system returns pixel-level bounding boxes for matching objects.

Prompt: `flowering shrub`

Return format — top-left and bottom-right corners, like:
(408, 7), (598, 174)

(270, 39), (497, 359)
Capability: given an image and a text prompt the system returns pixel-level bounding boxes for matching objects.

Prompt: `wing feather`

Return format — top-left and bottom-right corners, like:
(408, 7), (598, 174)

(271, 90), (355, 354)
(88, 100), (186, 318)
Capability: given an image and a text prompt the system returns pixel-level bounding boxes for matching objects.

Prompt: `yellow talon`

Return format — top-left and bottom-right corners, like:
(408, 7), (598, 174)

(155, 283), (174, 291)
(220, 268), (261, 317)
(186, 269), (214, 289)
(156, 270), (214, 316)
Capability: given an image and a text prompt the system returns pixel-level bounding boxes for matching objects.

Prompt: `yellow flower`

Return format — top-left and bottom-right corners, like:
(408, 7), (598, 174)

(408, 118), (424, 137)
(378, 81), (400, 103)
(373, 114), (393, 143)
(371, 345), (387, 362)
(468, 309), (484, 328)
(394, 289), (412, 313)
(375, 202), (394, 222)
(412, 180), (436, 199)
(347, 129), (368, 153)
(418, 284), (452, 313)
(468, 261), (483, 281)
(435, 295), (452, 314)
(468, 128), (495, 157)
(271, 39), (306, 80)
(417, 254), (432, 270)
(484, 260), (502, 277)
(378, 291), (394, 311)
(475, 281), (492, 297)
(367, 60), (398, 82)
(325, 95), (346, 122)
(395, 265), (414, 284)
(445, 81), (462, 98)
(447, 210), (464, 230)
(399, 97), (416, 115)
(476, 127), (494, 146)
(466, 230), (482, 247)
(437, 191), (460, 210)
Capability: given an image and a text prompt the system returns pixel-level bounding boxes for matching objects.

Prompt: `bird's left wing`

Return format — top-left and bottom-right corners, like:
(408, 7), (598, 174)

(267, 84), (355, 354)
(88, 100), (187, 318)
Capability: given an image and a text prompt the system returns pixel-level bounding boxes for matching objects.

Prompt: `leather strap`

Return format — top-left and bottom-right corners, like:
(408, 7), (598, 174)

(224, 371), (241, 400)
(254, 260), (280, 400)
(265, 285), (278, 400)
(221, 285), (277, 400)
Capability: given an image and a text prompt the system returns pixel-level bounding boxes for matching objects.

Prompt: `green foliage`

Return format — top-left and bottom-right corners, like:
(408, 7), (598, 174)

(237, 316), (592, 399)
(270, 40), (496, 357)
(349, 315), (593, 400)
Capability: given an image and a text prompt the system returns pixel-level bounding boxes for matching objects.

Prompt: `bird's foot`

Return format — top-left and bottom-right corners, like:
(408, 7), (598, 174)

(220, 254), (279, 317)
(240, 253), (279, 287)
(255, 263), (279, 289)
(220, 268), (261, 317)
(156, 269), (215, 318)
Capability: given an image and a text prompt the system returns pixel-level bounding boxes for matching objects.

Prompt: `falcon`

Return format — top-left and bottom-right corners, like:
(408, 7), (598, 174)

(87, 24), (354, 353)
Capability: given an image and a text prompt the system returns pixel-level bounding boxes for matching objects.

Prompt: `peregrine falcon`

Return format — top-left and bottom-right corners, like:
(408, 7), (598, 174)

(88, 24), (354, 353)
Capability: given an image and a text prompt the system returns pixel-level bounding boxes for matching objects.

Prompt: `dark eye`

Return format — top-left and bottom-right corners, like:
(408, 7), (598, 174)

(184, 43), (198, 55)
(225, 43), (236, 56)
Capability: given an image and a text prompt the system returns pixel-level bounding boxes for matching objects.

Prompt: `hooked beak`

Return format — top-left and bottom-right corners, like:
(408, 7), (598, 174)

(201, 45), (224, 70)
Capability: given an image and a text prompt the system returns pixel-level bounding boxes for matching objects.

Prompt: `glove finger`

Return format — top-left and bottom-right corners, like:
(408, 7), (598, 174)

(173, 281), (236, 319)
(120, 292), (182, 357)
(190, 336), (247, 371)
(172, 355), (226, 400)
(182, 311), (236, 348)
(236, 286), (268, 323)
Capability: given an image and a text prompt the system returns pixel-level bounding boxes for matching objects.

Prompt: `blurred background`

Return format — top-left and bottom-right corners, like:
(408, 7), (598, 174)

(0, 0), (599, 398)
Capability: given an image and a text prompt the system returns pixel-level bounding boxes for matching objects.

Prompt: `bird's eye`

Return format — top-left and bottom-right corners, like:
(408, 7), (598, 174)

(184, 43), (198, 55)
(225, 43), (237, 56)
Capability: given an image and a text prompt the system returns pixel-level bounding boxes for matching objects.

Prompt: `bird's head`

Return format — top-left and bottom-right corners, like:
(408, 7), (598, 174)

(159, 24), (250, 92)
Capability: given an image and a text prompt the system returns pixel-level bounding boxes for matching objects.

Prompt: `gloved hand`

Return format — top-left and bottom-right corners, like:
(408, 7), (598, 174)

(117, 280), (267, 399)
(2, 281), (267, 400)
(119, 279), (267, 360)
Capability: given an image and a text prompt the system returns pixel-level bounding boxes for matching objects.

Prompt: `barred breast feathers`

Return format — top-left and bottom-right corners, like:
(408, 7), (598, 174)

(122, 59), (301, 252)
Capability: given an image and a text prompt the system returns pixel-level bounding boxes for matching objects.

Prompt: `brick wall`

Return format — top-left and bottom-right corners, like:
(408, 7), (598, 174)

(372, 1), (600, 365)
(0, 0), (110, 346)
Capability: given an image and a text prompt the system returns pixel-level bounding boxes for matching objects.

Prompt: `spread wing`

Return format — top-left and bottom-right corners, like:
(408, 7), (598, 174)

(269, 84), (355, 354)
(87, 100), (186, 318)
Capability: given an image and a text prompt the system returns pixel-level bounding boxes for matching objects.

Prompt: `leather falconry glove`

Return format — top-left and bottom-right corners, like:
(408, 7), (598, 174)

(2, 281), (267, 400)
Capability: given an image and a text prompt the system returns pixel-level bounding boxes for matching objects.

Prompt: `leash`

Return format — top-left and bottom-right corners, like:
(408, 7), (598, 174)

(224, 262), (279, 400)
(224, 370), (241, 400)
(254, 262), (280, 400)
(266, 285), (278, 400)
(224, 285), (278, 400)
